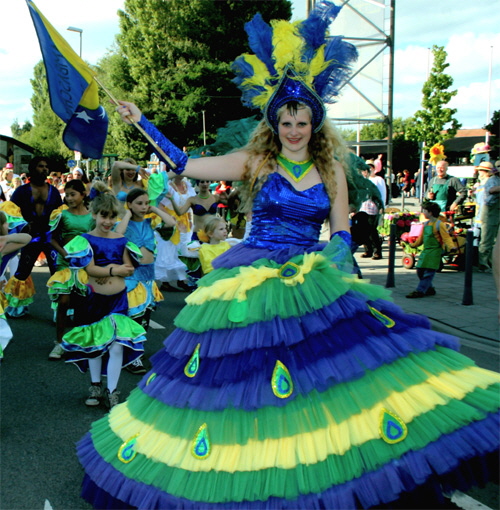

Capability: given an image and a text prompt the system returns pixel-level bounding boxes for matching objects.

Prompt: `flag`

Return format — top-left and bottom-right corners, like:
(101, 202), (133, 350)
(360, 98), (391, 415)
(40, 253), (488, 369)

(26, 0), (108, 158)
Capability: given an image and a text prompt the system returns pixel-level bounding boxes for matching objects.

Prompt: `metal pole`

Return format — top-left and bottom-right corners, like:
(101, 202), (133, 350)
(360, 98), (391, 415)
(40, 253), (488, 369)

(386, 0), (395, 206)
(486, 45), (493, 143)
(462, 229), (474, 305)
(67, 27), (83, 58)
(202, 110), (206, 146)
(386, 223), (396, 288)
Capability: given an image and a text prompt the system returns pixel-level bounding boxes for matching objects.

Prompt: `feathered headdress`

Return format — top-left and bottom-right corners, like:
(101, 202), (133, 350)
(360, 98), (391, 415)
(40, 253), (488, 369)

(232, 1), (357, 133)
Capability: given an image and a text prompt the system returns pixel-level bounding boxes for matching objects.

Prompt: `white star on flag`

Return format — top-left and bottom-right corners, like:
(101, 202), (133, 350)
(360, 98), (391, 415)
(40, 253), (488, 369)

(75, 110), (93, 123)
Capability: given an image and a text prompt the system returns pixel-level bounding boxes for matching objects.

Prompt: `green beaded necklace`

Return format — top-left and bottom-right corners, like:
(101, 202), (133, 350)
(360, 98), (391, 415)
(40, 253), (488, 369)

(277, 153), (315, 183)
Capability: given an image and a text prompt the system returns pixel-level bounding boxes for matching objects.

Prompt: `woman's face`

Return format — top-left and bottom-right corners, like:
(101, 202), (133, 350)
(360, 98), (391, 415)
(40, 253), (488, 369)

(198, 180), (211, 193)
(278, 108), (312, 156)
(123, 167), (137, 182)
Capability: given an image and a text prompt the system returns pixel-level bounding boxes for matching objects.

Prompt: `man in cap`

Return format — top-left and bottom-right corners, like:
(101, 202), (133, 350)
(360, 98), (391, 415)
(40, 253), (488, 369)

(477, 161), (500, 272)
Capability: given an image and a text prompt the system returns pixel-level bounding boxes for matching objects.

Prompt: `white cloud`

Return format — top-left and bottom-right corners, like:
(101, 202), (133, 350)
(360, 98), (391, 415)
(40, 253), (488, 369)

(0, 0), (122, 135)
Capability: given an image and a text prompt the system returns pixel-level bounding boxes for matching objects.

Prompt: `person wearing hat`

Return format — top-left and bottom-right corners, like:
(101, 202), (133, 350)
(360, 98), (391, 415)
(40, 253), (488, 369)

(477, 161), (500, 272)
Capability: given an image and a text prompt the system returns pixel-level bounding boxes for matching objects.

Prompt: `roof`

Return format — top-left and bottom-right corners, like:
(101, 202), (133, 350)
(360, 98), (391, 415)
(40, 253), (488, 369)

(443, 134), (496, 153)
(0, 134), (35, 154)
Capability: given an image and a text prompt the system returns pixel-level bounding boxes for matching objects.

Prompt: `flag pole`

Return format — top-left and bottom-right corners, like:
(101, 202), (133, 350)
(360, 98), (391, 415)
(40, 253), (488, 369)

(93, 76), (177, 169)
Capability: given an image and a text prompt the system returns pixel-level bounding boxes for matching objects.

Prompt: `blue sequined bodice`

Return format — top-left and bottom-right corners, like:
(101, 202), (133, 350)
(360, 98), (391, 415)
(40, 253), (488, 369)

(245, 173), (330, 249)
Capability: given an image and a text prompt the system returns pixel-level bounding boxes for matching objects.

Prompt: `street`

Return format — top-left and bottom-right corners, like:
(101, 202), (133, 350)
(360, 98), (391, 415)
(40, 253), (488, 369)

(0, 263), (498, 510)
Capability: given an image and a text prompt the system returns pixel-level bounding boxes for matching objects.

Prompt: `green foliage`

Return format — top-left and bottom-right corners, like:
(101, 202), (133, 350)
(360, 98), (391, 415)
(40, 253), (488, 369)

(338, 127), (356, 141)
(102, 0), (292, 161)
(11, 120), (33, 138)
(392, 134), (420, 173)
(484, 110), (499, 155)
(405, 45), (461, 149)
(360, 121), (387, 140)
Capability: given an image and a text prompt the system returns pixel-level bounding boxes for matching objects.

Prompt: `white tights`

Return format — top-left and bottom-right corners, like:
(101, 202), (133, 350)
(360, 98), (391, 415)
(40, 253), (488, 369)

(88, 342), (123, 393)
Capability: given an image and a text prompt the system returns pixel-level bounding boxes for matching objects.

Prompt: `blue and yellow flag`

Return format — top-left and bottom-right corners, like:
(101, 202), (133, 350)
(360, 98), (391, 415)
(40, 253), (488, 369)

(26, 0), (108, 159)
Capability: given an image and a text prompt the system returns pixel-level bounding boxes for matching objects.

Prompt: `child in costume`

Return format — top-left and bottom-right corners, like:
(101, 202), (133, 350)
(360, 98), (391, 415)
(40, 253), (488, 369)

(114, 188), (176, 374)
(76, 3), (500, 509)
(406, 201), (456, 299)
(61, 193), (146, 409)
(46, 179), (94, 360)
(198, 216), (231, 275)
(0, 214), (31, 360)
(154, 175), (196, 292)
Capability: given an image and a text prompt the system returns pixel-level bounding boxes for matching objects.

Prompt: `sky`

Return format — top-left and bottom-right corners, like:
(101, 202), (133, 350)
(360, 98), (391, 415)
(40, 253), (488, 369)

(1, 0), (499, 138)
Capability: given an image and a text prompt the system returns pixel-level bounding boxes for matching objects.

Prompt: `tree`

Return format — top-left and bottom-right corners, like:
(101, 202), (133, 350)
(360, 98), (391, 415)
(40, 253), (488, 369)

(103, 0), (292, 161)
(16, 61), (72, 163)
(405, 45), (461, 151)
(484, 109), (499, 156)
(11, 120), (33, 139)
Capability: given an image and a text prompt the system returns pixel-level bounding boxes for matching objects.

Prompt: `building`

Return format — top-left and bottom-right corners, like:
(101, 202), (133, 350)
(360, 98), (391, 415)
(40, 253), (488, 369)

(0, 135), (35, 174)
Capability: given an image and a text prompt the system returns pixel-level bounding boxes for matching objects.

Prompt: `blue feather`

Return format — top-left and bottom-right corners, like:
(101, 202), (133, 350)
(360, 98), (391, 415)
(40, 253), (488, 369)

(314, 36), (358, 101)
(299, 1), (342, 52)
(244, 13), (276, 76)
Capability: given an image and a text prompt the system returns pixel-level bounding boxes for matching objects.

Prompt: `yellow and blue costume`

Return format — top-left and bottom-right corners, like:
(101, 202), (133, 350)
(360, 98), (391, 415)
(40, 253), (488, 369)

(76, 3), (499, 508)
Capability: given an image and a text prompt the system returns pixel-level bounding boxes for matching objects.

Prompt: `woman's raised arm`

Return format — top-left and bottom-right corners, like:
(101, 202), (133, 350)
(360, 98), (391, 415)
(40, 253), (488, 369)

(116, 101), (249, 182)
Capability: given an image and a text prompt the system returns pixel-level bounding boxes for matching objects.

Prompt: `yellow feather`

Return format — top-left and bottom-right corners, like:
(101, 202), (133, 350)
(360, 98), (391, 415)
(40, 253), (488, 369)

(271, 20), (303, 72)
(308, 45), (330, 82)
(241, 54), (271, 87)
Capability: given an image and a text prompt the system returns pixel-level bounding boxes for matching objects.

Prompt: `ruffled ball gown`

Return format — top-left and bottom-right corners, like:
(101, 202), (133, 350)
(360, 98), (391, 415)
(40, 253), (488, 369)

(77, 172), (499, 509)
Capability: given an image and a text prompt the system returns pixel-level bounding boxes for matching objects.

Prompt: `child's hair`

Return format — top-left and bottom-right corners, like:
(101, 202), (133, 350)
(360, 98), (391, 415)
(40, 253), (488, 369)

(126, 187), (148, 204)
(204, 216), (227, 237)
(422, 200), (441, 217)
(90, 193), (120, 217)
(64, 179), (86, 194)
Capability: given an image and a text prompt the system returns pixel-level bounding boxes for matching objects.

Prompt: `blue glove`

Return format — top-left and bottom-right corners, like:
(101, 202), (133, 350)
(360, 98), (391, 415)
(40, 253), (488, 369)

(139, 116), (188, 174)
(322, 230), (354, 274)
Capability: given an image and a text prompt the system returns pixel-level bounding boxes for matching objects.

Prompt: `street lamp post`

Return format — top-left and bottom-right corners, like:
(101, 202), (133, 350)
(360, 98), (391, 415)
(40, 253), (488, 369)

(202, 110), (206, 146)
(67, 26), (83, 58)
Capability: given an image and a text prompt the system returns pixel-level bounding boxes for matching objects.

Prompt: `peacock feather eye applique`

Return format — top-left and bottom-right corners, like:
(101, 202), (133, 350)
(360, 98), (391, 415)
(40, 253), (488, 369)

(272, 360), (294, 399)
(118, 434), (140, 463)
(278, 261), (301, 279)
(369, 305), (395, 328)
(146, 372), (157, 386)
(379, 409), (408, 444)
(184, 344), (201, 378)
(192, 423), (211, 460)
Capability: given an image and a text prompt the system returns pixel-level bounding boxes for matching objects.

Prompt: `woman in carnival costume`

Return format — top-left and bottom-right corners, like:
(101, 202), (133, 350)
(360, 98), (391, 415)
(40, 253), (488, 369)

(77, 2), (499, 508)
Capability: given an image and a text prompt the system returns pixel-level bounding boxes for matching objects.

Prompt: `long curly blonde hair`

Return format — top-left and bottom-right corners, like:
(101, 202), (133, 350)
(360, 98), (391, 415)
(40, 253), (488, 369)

(239, 104), (351, 211)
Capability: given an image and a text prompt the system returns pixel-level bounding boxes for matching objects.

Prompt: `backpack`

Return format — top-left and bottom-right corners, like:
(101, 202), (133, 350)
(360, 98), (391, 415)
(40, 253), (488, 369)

(350, 211), (370, 246)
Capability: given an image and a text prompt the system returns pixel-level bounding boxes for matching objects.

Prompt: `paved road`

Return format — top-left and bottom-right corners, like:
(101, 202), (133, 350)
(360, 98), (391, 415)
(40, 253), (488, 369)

(0, 267), (497, 509)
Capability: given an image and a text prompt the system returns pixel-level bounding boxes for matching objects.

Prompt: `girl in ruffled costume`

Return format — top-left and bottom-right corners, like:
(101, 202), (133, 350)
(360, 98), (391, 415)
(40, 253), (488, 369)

(46, 179), (94, 360)
(155, 175), (196, 292)
(61, 193), (147, 410)
(76, 3), (499, 509)
(115, 188), (176, 374)
(0, 211), (31, 361)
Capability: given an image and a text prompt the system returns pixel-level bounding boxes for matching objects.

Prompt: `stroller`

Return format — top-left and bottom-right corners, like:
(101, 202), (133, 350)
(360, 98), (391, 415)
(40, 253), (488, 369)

(399, 213), (467, 271)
